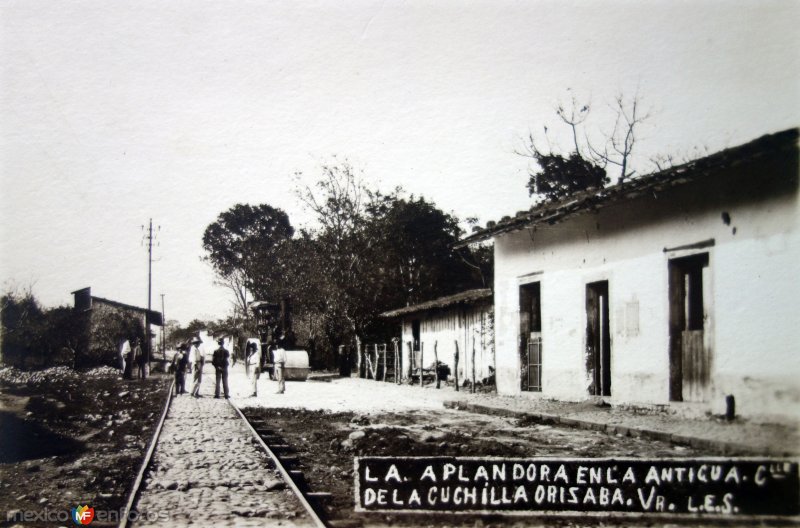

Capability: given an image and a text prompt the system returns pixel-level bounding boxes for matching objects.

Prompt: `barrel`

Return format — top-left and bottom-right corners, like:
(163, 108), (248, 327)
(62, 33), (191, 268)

(283, 349), (310, 381)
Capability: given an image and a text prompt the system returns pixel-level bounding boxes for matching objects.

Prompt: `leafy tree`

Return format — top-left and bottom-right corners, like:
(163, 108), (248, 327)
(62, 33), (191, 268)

(1, 288), (44, 368)
(369, 196), (475, 306)
(2, 289), (91, 368)
(168, 318), (214, 345)
(526, 152), (609, 202)
(293, 163), (492, 361)
(293, 162), (378, 353)
(201, 163), (493, 367)
(86, 304), (145, 368)
(202, 204), (294, 315)
(162, 319), (182, 349)
(37, 306), (87, 368)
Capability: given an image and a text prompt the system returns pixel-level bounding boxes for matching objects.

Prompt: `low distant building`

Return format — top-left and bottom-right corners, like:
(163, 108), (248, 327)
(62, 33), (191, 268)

(72, 287), (163, 366)
(381, 288), (495, 385)
(458, 128), (799, 422)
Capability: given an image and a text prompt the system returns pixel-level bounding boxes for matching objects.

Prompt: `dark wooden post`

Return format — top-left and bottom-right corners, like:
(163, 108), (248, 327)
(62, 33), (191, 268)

(356, 336), (363, 378)
(453, 340), (459, 392)
(406, 341), (413, 384)
(371, 344), (379, 380)
(382, 343), (387, 382)
(725, 395), (736, 421)
(365, 344), (373, 379)
(471, 335), (476, 394)
(393, 340), (400, 384)
(419, 342), (424, 388)
(433, 341), (440, 389)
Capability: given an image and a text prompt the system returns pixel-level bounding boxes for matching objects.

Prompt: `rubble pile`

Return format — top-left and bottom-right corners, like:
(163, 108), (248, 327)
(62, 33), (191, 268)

(0, 365), (122, 385)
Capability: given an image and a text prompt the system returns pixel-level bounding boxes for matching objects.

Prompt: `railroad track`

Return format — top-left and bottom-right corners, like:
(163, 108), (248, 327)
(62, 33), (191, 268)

(119, 374), (328, 527)
(232, 403), (331, 527)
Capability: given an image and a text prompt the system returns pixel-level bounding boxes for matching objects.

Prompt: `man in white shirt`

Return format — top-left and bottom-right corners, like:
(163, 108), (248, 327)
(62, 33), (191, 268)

(189, 337), (204, 397)
(245, 339), (261, 397)
(118, 339), (131, 376)
(273, 347), (286, 394)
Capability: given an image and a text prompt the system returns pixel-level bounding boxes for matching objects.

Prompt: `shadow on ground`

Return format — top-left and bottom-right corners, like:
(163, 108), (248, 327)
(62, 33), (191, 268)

(0, 411), (85, 463)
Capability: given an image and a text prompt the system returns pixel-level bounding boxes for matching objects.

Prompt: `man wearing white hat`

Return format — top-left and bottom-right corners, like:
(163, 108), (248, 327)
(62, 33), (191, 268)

(245, 339), (261, 397)
(189, 337), (205, 397)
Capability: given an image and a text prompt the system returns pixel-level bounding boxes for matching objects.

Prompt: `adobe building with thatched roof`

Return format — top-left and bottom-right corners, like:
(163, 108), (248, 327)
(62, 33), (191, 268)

(457, 128), (799, 422)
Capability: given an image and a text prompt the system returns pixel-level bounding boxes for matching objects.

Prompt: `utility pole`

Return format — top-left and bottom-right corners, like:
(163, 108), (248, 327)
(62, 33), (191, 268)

(160, 293), (166, 359)
(142, 218), (159, 378)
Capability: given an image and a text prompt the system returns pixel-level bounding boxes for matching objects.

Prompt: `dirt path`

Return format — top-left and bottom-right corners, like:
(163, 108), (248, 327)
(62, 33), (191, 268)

(0, 367), (170, 525)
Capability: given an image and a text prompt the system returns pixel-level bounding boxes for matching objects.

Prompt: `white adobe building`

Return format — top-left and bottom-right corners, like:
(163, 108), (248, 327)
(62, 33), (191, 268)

(381, 288), (495, 384)
(458, 129), (799, 422)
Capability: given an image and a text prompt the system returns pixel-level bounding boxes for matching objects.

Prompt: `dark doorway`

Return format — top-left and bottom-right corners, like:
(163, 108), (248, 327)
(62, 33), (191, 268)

(519, 282), (542, 391)
(411, 319), (421, 352)
(410, 319), (421, 375)
(668, 253), (710, 402)
(586, 281), (611, 397)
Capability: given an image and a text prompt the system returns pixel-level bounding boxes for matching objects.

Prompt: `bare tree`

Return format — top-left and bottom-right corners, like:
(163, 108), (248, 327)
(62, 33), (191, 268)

(518, 92), (652, 201)
(293, 160), (377, 346)
(294, 160), (369, 251)
(213, 268), (249, 319)
(586, 93), (651, 183)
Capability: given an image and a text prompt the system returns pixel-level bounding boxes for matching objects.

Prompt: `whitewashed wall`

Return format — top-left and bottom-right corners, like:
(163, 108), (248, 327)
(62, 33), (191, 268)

(398, 303), (494, 383)
(493, 166), (799, 421)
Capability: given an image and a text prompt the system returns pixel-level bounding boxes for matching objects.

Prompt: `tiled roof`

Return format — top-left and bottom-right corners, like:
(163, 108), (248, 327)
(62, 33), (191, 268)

(457, 128), (798, 246)
(380, 288), (492, 318)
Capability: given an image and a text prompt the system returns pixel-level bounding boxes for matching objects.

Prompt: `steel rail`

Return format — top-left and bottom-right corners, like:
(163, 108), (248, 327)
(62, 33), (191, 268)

(118, 378), (174, 528)
(228, 399), (327, 528)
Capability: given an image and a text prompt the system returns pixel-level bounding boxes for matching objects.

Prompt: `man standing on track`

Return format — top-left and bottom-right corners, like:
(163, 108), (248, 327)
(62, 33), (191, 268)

(212, 338), (230, 399)
(189, 337), (204, 398)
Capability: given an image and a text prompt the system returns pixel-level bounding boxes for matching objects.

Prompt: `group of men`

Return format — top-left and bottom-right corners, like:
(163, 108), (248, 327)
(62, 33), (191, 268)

(119, 337), (146, 380)
(172, 336), (286, 399)
(243, 340), (286, 397)
(171, 337), (229, 398)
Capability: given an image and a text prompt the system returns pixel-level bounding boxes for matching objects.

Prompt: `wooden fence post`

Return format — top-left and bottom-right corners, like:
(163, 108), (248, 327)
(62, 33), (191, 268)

(393, 340), (400, 384)
(356, 336), (363, 378)
(434, 341), (441, 389)
(371, 344), (379, 380)
(382, 343), (387, 382)
(454, 340), (459, 392)
(419, 342), (424, 388)
(471, 334), (476, 394)
(406, 341), (413, 384)
(366, 344), (374, 379)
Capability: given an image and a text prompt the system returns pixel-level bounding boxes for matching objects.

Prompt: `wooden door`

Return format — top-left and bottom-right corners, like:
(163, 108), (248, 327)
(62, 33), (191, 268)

(669, 253), (710, 402)
(586, 281), (611, 396)
(519, 282), (542, 392)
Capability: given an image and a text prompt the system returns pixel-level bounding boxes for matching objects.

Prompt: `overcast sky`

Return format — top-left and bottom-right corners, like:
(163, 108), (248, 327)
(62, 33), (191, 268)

(1, 0), (798, 324)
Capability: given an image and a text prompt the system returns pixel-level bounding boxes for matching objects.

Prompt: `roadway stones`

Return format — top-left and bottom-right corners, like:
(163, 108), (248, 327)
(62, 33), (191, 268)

(133, 366), (314, 526)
